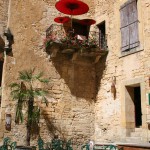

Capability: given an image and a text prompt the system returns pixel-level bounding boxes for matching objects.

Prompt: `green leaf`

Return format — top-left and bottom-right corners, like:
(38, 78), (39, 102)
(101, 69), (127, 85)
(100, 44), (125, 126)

(10, 68), (49, 137)
(34, 89), (48, 97)
(38, 78), (49, 83)
(9, 83), (20, 89)
(19, 69), (34, 82)
(33, 72), (43, 80)
(15, 96), (25, 124)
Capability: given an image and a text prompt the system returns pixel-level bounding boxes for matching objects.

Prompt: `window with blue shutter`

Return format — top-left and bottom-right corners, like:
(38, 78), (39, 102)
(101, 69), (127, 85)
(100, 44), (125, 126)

(120, 0), (139, 52)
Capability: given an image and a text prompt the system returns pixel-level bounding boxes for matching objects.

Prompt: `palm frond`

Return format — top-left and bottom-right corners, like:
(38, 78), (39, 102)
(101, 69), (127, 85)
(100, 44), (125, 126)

(33, 72), (43, 80)
(25, 89), (34, 98)
(33, 90), (40, 97)
(10, 68), (49, 142)
(9, 83), (20, 89)
(10, 89), (20, 95)
(34, 89), (48, 96)
(15, 95), (25, 124)
(10, 88), (27, 101)
(38, 78), (49, 83)
(15, 105), (24, 124)
(19, 69), (34, 82)
(33, 71), (49, 83)
(11, 90), (21, 100)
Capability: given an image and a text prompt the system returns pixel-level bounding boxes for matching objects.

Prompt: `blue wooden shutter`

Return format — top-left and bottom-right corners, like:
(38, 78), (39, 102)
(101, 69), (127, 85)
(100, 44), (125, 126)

(120, 3), (130, 51)
(128, 0), (139, 49)
(120, 0), (139, 51)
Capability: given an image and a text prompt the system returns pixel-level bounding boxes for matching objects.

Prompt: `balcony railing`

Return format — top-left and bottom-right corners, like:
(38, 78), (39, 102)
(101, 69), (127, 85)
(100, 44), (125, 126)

(45, 24), (108, 62)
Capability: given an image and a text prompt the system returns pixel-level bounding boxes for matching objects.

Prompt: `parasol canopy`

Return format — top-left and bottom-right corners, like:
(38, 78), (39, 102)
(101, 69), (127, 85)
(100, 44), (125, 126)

(79, 19), (96, 25)
(54, 16), (70, 23)
(55, 0), (89, 15)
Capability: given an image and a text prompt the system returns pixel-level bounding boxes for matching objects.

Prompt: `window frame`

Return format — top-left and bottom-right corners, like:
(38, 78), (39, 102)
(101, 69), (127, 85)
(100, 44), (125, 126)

(97, 21), (107, 50)
(120, 0), (140, 54)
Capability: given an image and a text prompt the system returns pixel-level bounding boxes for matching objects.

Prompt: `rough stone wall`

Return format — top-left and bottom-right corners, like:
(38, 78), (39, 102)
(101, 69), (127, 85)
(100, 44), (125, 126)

(94, 0), (122, 143)
(0, 0), (95, 147)
(0, 0), (9, 140)
(142, 0), (150, 141)
(0, 0), (8, 36)
(0, 0), (150, 146)
(94, 0), (150, 143)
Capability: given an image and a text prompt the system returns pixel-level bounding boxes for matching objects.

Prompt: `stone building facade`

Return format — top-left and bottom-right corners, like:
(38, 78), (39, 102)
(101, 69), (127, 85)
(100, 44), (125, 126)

(0, 0), (150, 147)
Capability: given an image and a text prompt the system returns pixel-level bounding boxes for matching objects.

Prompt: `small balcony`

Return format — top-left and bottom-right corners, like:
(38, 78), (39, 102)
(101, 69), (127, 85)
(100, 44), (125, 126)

(44, 24), (108, 63)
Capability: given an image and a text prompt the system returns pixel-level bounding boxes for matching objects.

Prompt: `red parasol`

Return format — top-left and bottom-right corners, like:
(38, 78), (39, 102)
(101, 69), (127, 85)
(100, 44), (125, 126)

(55, 0), (89, 15)
(79, 19), (96, 25)
(54, 16), (70, 23)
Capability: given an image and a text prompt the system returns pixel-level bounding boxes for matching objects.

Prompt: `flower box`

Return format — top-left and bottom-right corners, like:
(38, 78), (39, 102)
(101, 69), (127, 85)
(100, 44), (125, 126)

(43, 24), (108, 62)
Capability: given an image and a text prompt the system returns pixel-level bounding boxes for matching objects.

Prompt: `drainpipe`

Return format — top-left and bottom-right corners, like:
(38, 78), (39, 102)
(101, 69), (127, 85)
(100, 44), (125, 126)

(1, 0), (12, 136)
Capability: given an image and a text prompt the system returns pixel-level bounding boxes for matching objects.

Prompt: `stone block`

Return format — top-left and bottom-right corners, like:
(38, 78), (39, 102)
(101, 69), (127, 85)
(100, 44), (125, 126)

(0, 132), (4, 138)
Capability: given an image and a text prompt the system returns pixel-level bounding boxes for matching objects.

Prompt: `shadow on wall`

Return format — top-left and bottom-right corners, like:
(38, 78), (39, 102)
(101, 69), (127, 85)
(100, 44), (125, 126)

(41, 109), (66, 139)
(95, 56), (107, 96)
(49, 52), (107, 102)
(19, 107), (67, 141)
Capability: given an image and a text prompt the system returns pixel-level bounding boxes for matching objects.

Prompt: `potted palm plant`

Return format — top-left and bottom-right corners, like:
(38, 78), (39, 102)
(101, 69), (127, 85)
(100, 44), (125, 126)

(10, 68), (49, 146)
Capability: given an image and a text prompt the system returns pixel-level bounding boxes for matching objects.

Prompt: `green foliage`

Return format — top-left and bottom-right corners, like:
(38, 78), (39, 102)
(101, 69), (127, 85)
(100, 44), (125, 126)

(38, 137), (44, 150)
(104, 145), (117, 150)
(0, 137), (17, 150)
(10, 82), (27, 123)
(18, 69), (49, 84)
(37, 137), (73, 150)
(9, 69), (49, 145)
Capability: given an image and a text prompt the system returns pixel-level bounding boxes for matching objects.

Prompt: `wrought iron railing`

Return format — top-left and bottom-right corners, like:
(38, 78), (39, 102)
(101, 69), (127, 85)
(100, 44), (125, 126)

(45, 24), (108, 52)
(46, 24), (66, 41)
(88, 31), (107, 50)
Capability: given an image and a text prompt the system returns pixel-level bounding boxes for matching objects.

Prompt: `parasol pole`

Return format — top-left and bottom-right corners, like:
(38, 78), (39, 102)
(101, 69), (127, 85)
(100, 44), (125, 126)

(70, 8), (73, 32)
(71, 14), (72, 29)
(70, 9), (75, 35)
(70, 9), (74, 37)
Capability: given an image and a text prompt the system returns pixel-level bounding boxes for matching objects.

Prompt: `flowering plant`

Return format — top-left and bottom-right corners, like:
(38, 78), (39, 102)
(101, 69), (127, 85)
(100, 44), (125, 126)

(80, 38), (97, 48)
(43, 33), (99, 52)
(60, 34), (79, 48)
(43, 34), (57, 48)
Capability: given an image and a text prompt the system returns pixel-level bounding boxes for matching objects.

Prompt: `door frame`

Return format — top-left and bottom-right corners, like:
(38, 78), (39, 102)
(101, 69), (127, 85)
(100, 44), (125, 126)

(120, 77), (146, 135)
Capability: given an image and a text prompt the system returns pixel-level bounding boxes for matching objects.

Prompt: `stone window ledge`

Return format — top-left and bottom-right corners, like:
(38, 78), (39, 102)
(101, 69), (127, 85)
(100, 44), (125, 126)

(119, 46), (144, 58)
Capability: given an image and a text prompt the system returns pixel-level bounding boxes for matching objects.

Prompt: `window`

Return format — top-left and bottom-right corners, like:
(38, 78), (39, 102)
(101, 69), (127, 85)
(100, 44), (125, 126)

(97, 21), (107, 50)
(120, 0), (139, 52)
